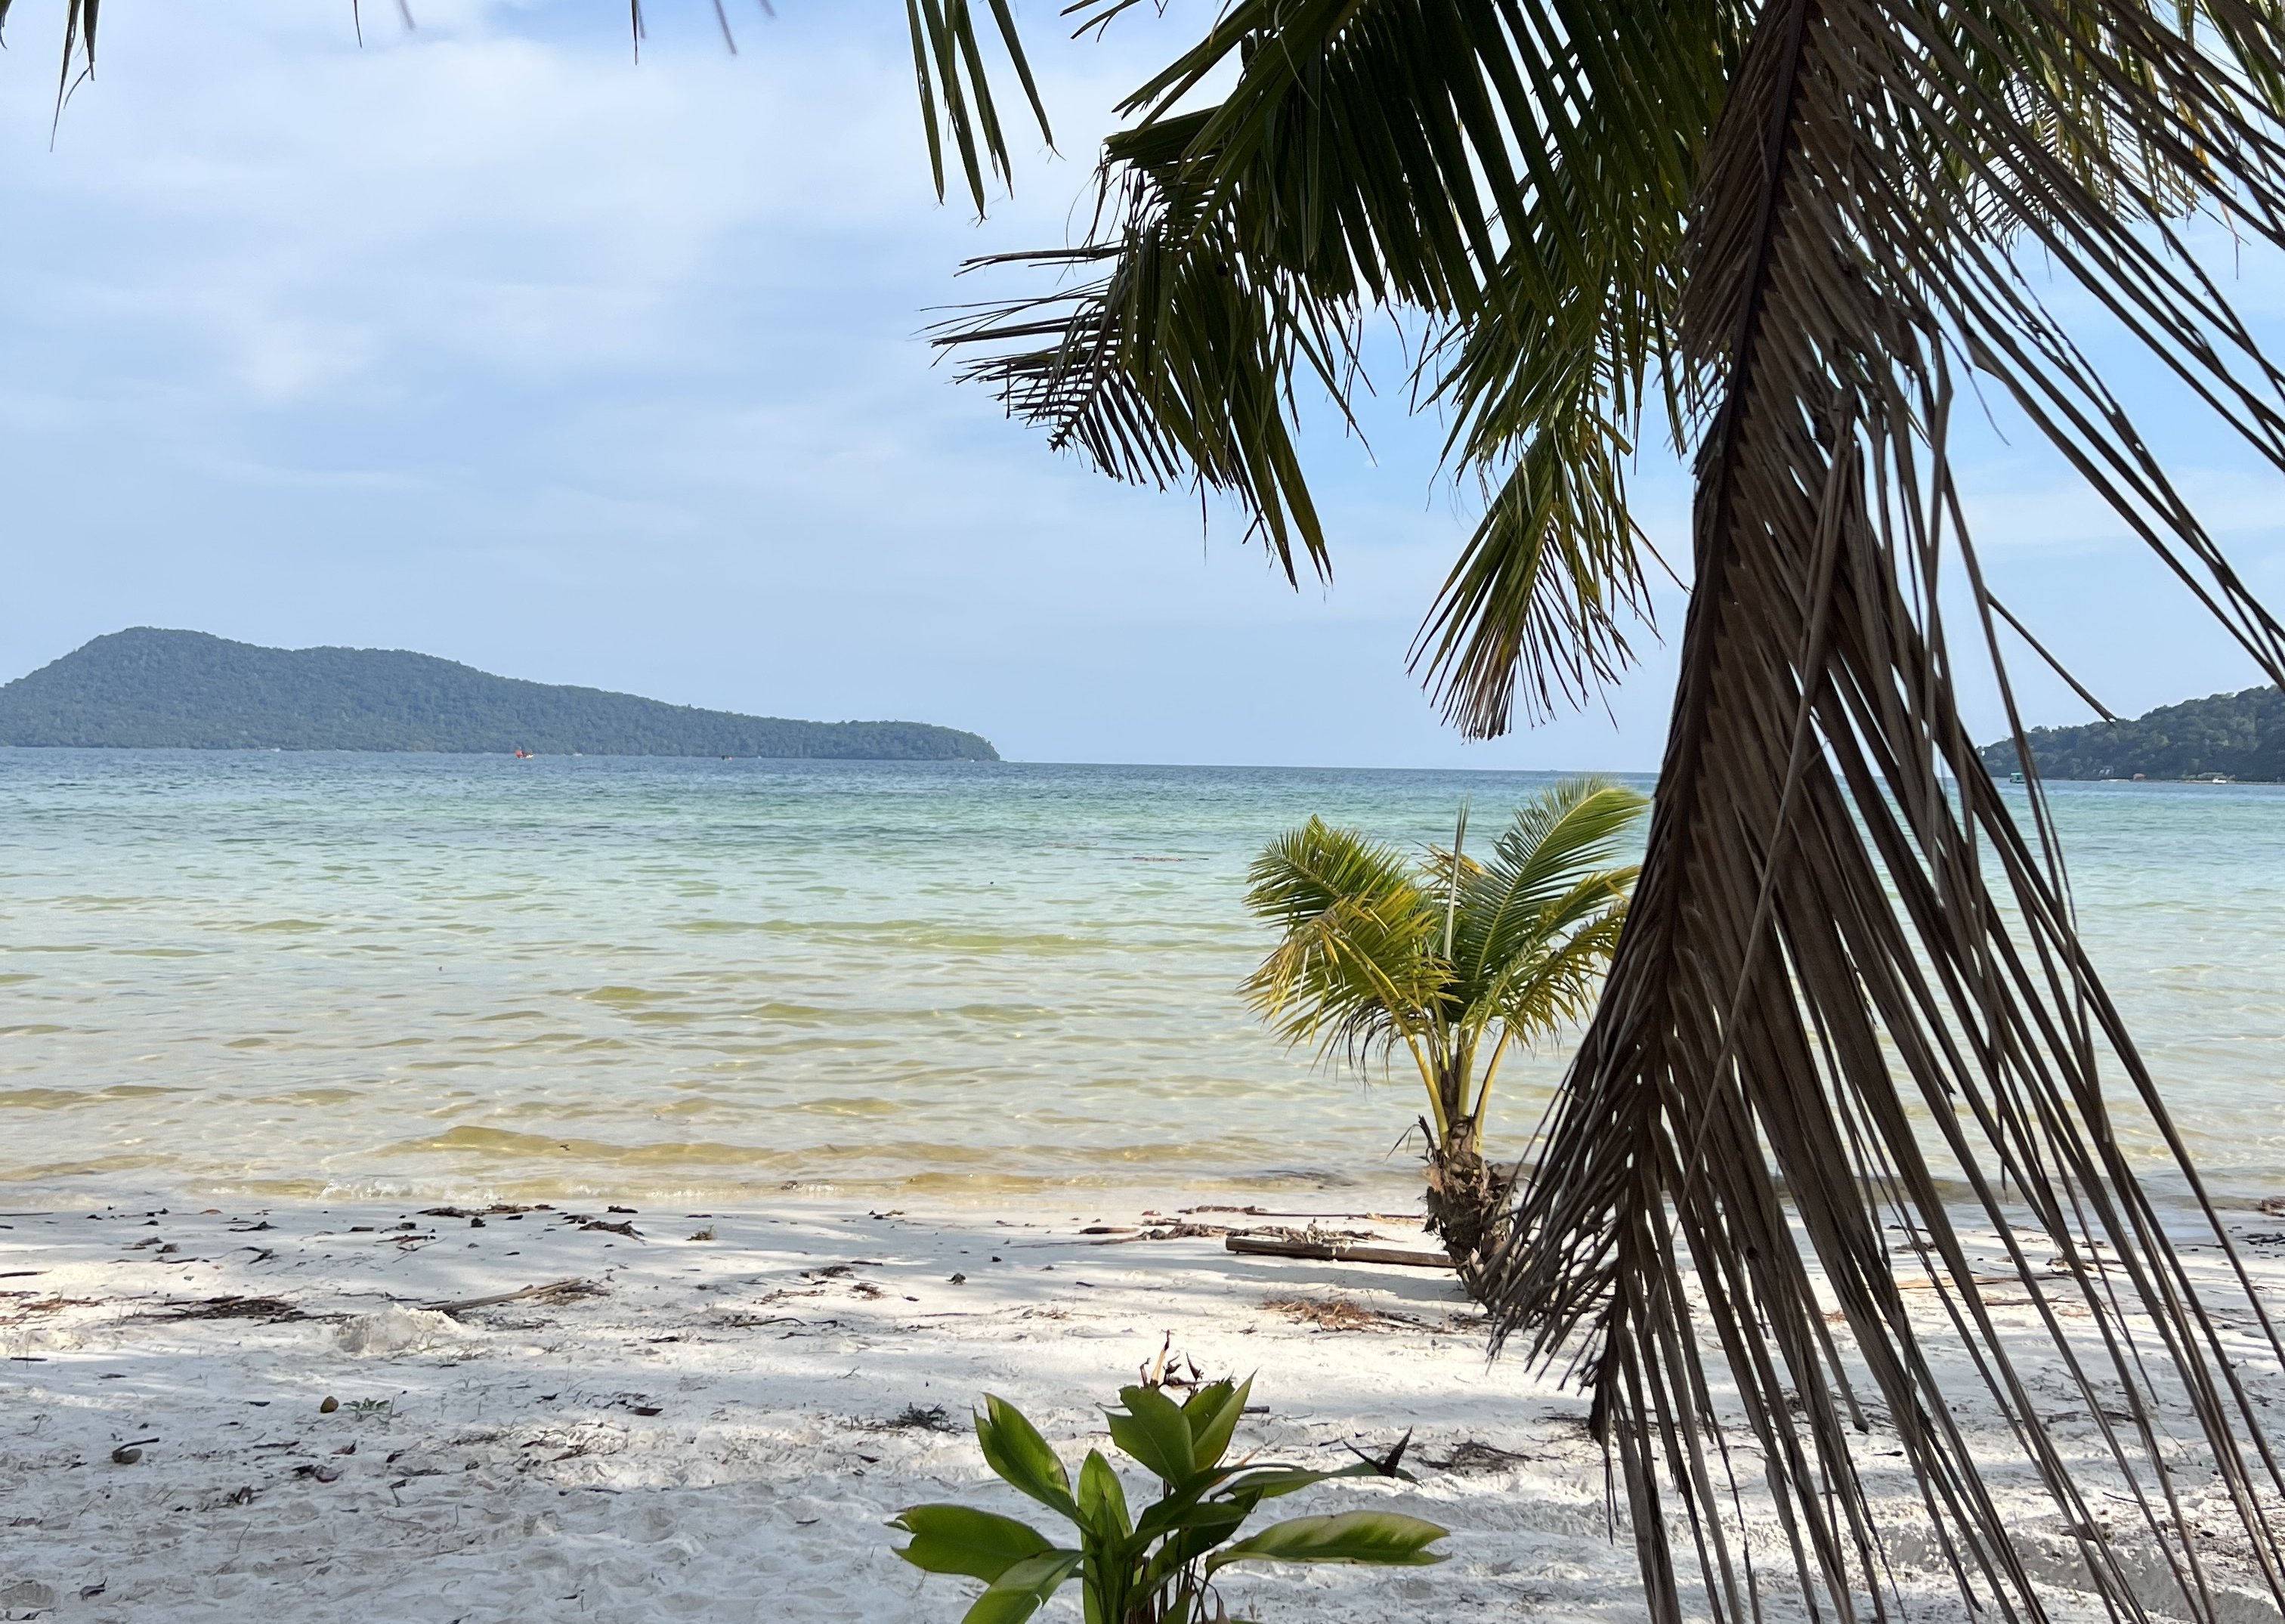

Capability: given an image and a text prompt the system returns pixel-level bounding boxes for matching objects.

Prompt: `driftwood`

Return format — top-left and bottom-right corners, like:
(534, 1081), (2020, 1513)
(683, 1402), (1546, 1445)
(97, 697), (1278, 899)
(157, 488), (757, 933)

(422, 1278), (595, 1316)
(1223, 1236), (1452, 1270)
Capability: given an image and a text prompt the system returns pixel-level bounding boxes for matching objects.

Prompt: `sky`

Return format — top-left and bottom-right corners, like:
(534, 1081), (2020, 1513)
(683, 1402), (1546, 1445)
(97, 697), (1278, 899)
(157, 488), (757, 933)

(3, 1), (2283, 768)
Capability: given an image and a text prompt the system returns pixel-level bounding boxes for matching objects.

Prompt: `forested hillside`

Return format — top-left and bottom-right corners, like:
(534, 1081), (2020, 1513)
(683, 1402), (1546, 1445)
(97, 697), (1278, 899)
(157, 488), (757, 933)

(0, 629), (998, 760)
(1977, 685), (2285, 781)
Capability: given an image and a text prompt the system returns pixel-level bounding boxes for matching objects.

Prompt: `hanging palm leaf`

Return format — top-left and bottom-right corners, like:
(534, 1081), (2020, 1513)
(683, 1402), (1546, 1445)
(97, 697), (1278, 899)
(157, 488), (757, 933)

(1478, 1), (2285, 1615)
(932, 4), (2285, 1619)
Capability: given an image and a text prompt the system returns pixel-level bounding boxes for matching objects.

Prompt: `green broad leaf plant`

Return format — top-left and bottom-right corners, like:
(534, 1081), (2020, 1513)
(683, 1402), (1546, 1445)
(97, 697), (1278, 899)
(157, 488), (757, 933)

(891, 1377), (1446, 1624)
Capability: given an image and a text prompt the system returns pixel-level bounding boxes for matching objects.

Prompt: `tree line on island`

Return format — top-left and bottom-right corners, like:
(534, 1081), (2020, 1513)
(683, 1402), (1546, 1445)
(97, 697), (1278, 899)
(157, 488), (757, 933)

(1977, 684), (2285, 782)
(0, 629), (997, 760)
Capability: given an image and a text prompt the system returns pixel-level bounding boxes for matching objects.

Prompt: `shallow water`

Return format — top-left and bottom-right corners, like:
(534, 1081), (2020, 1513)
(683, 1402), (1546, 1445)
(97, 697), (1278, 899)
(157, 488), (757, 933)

(2, 751), (2280, 1208)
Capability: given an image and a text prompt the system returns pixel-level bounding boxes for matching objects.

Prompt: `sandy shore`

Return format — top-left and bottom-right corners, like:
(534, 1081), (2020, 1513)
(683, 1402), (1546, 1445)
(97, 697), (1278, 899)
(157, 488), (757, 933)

(5, 1192), (2283, 1622)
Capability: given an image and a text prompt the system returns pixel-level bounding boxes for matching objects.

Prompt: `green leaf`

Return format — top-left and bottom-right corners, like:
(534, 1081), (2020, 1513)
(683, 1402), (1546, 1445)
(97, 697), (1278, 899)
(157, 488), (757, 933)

(1074, 1449), (1131, 1540)
(1205, 1510), (1450, 1573)
(1136, 1499), (1251, 1591)
(890, 1504), (1055, 1582)
(975, 1395), (1076, 1517)
(959, 1551), (1085, 1624)
(1180, 1375), (1252, 1472)
(1105, 1384), (1195, 1487)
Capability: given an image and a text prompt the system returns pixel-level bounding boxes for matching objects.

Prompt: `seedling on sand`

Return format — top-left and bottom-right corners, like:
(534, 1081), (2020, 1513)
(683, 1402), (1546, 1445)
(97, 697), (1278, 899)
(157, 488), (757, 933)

(892, 1376), (1446, 1622)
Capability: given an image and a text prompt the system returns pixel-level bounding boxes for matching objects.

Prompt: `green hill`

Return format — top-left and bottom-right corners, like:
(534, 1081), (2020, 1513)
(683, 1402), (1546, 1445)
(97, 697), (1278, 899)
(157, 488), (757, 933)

(1977, 684), (2285, 781)
(0, 629), (999, 760)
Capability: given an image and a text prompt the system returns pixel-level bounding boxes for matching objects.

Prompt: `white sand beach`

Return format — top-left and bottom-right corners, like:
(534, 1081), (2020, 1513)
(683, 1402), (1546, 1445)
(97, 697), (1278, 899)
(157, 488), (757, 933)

(5, 1193), (2283, 1622)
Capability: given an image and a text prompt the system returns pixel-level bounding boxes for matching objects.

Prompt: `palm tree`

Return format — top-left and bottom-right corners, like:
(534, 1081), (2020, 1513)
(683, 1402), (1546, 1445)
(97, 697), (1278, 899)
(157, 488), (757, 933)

(1241, 780), (1643, 1288)
(39, 4), (2285, 1618)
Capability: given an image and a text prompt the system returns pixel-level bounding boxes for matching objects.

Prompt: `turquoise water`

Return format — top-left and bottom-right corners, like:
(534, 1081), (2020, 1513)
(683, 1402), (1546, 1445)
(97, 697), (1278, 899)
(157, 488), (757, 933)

(2, 751), (2280, 1208)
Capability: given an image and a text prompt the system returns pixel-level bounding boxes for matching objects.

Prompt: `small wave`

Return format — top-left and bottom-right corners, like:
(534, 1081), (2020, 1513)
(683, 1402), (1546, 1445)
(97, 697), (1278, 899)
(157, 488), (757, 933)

(0, 1084), (182, 1109)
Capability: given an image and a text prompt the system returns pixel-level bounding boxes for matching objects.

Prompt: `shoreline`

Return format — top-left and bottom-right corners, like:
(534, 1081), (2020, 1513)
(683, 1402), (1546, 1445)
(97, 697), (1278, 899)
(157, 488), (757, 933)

(8, 1191), (2285, 1621)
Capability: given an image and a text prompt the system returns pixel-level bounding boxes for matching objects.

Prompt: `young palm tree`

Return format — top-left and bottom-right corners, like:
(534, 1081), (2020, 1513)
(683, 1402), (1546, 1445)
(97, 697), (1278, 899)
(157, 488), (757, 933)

(1241, 780), (1643, 1288)
(41, 4), (2285, 1619)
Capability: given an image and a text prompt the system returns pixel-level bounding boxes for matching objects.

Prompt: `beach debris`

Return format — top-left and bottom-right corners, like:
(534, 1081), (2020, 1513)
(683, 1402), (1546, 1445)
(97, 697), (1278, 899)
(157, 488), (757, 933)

(2262, 1197), (2285, 1217)
(1342, 1428), (1416, 1477)
(418, 1205), (550, 1218)
(2, 1295), (97, 1317)
(1226, 1235), (1452, 1270)
(345, 1400), (392, 1418)
(877, 1404), (959, 1434)
(421, 1278), (596, 1317)
(1183, 1205), (1412, 1221)
(1090, 1221), (1232, 1245)
(1261, 1296), (1390, 1333)
(335, 1307), (470, 1356)
(1139, 1333), (1208, 1390)
(947, 1272), (966, 1284)
(571, 1217), (640, 1239)
(608, 1205), (637, 1214)
(1424, 1439), (1534, 1473)
(110, 1445), (144, 1465)
(688, 1227), (716, 1242)
(320, 1396), (339, 1413)
(707, 1309), (807, 1329)
(143, 1295), (305, 1322)
(1091, 1220), (1386, 1246)
(293, 1462), (344, 1483)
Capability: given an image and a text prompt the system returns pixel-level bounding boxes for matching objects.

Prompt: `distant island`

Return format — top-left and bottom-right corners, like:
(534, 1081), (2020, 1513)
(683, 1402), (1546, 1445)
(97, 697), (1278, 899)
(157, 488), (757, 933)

(1977, 684), (2283, 781)
(0, 629), (999, 760)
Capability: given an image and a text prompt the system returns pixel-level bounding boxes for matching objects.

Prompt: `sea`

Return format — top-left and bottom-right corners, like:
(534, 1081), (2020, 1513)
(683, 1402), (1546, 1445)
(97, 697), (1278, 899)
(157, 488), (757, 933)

(3, 750), (2281, 1211)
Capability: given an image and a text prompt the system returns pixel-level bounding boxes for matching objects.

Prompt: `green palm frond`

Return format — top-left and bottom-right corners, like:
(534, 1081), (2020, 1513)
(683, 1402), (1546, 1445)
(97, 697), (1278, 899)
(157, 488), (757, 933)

(1446, 779), (1642, 1006)
(943, 0), (1724, 654)
(1462, 878), (1631, 1040)
(1245, 787), (1642, 1140)
(902, 0), (1051, 213)
(1240, 818), (1445, 1069)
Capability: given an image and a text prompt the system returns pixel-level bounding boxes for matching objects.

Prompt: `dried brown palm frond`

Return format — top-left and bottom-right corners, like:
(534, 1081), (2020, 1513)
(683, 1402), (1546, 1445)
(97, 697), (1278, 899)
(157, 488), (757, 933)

(1480, 0), (2285, 1619)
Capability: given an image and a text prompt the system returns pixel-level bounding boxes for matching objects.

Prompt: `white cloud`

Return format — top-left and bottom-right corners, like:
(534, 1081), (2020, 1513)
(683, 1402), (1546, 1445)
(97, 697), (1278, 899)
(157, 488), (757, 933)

(0, 1), (2277, 764)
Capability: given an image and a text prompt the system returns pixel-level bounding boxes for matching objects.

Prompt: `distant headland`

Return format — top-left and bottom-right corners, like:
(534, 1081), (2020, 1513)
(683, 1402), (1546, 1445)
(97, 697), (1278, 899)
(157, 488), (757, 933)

(0, 629), (999, 761)
(1977, 683), (2283, 782)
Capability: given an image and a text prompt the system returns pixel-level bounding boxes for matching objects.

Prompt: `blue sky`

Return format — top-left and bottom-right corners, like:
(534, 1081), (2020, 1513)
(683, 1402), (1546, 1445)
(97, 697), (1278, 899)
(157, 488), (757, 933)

(3, 2), (2282, 766)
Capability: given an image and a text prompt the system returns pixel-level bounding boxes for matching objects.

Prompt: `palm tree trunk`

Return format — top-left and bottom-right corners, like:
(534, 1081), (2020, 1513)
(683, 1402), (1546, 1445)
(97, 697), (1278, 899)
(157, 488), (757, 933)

(1422, 1093), (1510, 1294)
